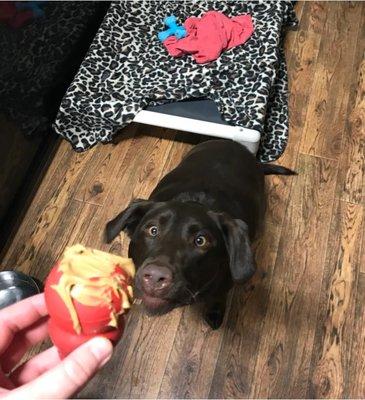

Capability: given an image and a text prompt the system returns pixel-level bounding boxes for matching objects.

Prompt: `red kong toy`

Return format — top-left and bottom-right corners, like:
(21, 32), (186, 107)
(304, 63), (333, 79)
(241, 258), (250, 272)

(45, 244), (135, 358)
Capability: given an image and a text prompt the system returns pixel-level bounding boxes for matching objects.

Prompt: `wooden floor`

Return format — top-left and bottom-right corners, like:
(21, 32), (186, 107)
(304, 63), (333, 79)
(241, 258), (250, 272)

(1, 2), (364, 398)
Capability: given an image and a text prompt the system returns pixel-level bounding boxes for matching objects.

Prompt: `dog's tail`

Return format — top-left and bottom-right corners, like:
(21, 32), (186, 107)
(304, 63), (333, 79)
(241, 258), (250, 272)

(260, 163), (297, 176)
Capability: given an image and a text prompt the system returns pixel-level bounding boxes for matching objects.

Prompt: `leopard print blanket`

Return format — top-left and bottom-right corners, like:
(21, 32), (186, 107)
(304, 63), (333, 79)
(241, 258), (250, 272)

(53, 1), (297, 162)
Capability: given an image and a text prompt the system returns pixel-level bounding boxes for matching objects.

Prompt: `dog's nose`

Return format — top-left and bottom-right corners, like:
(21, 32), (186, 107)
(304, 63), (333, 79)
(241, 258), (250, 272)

(142, 265), (172, 291)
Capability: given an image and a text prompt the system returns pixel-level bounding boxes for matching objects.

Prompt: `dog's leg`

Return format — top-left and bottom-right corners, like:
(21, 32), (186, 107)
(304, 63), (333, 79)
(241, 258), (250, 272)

(203, 294), (227, 330)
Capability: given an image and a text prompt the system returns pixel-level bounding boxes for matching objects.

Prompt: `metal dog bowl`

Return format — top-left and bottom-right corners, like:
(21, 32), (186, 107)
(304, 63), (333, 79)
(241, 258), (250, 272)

(0, 271), (43, 310)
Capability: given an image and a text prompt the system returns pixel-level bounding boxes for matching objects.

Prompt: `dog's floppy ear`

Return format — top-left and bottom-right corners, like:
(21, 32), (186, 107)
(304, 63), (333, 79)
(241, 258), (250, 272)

(105, 199), (155, 242)
(209, 212), (256, 283)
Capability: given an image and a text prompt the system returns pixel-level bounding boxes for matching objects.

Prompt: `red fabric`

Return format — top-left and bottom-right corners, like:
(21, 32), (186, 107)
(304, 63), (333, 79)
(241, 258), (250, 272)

(163, 11), (254, 64)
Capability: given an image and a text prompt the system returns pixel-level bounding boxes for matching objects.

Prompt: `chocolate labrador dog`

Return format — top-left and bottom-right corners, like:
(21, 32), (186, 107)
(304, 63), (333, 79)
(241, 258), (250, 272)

(106, 140), (295, 329)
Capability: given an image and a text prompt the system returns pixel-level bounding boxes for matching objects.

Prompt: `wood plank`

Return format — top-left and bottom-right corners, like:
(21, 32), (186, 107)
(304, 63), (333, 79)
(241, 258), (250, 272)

(0, 142), (94, 274)
(73, 124), (137, 206)
(80, 306), (182, 399)
(158, 294), (227, 398)
(309, 200), (364, 398)
(299, 2), (363, 159)
(266, 1), (326, 227)
(0, 200), (100, 280)
(250, 154), (338, 398)
(307, 2), (327, 35)
(362, 214), (365, 275)
(336, 24), (365, 206)
(284, 0), (327, 163)
(348, 272), (365, 397)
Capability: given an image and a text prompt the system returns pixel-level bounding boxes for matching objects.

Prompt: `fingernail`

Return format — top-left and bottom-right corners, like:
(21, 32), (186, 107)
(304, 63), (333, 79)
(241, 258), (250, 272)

(88, 337), (113, 367)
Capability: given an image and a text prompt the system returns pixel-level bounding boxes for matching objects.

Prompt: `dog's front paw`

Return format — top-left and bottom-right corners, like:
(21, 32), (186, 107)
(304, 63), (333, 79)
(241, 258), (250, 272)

(204, 309), (224, 330)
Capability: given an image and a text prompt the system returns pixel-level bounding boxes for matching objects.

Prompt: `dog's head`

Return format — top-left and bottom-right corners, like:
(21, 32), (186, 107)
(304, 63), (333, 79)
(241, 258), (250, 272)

(106, 199), (256, 315)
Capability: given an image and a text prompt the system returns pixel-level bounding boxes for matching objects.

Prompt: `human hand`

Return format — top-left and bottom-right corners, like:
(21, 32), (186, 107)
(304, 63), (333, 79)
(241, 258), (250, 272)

(0, 293), (113, 399)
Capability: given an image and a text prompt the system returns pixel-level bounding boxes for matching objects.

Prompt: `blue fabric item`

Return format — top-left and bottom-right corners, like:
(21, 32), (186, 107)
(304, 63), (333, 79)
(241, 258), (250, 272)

(158, 15), (187, 42)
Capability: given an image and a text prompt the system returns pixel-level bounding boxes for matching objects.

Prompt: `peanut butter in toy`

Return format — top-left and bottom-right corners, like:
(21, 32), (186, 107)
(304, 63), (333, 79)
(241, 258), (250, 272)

(45, 244), (135, 357)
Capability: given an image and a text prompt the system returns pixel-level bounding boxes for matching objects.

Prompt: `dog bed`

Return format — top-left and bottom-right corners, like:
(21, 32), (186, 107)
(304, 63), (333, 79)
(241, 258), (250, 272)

(53, 1), (297, 162)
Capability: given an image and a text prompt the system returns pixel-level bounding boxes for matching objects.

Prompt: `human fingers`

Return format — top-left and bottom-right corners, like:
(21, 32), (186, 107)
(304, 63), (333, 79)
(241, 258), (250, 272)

(9, 346), (60, 386)
(0, 294), (47, 355)
(1, 317), (48, 374)
(4, 337), (113, 400)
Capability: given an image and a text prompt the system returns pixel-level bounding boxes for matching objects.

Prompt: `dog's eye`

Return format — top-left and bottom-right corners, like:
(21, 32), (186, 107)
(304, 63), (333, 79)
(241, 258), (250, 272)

(148, 226), (158, 237)
(194, 235), (207, 247)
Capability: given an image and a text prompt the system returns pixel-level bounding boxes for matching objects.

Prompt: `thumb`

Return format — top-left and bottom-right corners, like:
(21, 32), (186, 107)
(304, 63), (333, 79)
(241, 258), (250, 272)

(6, 337), (113, 400)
